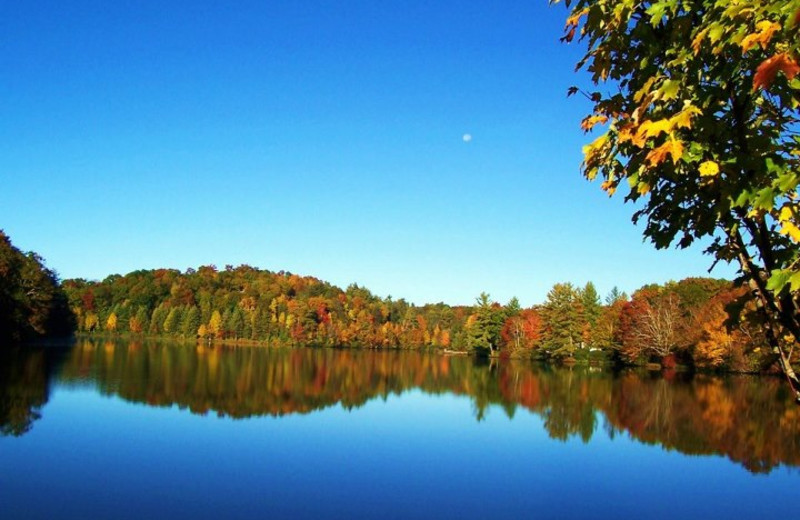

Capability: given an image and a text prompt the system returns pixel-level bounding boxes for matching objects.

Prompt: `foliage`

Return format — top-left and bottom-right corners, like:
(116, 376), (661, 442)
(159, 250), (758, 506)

(556, 0), (800, 392)
(0, 231), (74, 343)
(466, 293), (507, 353)
(59, 261), (779, 371)
(540, 283), (585, 357)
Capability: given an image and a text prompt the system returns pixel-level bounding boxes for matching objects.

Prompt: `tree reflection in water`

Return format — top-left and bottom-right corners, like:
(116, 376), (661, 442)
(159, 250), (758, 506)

(2, 339), (799, 473)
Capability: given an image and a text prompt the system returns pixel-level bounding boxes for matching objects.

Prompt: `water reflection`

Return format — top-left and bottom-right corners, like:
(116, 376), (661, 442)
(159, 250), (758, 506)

(3, 338), (800, 473)
(0, 345), (69, 436)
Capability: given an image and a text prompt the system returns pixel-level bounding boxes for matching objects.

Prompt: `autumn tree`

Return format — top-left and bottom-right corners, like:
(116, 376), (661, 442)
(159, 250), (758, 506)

(591, 299), (625, 352)
(618, 289), (682, 363)
(501, 308), (542, 354)
(557, 0), (800, 394)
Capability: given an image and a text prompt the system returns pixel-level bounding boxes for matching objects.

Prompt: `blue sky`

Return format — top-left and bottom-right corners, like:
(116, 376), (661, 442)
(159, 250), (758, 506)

(0, 0), (735, 306)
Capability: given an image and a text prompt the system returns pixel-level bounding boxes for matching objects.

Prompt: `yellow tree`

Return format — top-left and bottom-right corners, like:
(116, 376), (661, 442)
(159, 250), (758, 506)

(105, 312), (117, 333)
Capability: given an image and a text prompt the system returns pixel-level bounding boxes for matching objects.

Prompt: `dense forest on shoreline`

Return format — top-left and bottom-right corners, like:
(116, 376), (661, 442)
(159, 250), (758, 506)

(0, 231), (74, 342)
(0, 230), (791, 373)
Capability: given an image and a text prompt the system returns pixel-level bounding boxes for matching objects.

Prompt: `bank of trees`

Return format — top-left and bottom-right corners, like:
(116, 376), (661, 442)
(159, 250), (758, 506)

(60, 263), (782, 372)
(0, 231), (74, 343)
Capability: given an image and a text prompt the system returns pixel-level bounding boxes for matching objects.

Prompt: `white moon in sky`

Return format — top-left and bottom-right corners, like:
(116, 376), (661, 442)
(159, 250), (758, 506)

(462, 133), (472, 142)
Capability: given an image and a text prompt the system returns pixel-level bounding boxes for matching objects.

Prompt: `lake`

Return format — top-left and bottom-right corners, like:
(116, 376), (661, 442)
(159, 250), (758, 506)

(1, 339), (798, 519)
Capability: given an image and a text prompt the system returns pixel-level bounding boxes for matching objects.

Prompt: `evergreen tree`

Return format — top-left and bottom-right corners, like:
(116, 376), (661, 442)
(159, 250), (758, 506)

(540, 283), (583, 358)
(229, 308), (245, 339)
(605, 287), (628, 306)
(468, 293), (505, 354)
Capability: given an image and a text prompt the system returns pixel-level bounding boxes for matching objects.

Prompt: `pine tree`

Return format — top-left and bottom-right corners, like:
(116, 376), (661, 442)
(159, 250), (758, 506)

(540, 283), (583, 358)
(467, 293), (505, 354)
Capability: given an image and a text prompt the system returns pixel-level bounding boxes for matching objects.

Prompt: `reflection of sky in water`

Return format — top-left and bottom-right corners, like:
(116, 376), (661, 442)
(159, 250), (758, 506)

(1, 385), (797, 519)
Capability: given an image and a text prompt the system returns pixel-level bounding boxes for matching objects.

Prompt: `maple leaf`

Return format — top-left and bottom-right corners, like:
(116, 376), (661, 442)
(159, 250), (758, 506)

(646, 138), (684, 166)
(740, 21), (781, 54)
(778, 205), (800, 242)
(669, 105), (702, 130)
(580, 114), (609, 132)
(699, 161), (720, 177)
(753, 53), (800, 90)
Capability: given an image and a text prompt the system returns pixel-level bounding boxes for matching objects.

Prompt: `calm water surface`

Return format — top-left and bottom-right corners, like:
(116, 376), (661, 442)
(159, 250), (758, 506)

(1, 339), (798, 519)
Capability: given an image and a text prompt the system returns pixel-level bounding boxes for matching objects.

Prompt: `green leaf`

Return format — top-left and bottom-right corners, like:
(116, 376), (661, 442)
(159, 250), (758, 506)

(753, 188), (776, 211)
(776, 172), (799, 192)
(767, 270), (792, 292)
(790, 272), (800, 292)
(660, 79), (680, 100)
(646, 2), (668, 26)
(707, 23), (724, 44)
(733, 190), (753, 208)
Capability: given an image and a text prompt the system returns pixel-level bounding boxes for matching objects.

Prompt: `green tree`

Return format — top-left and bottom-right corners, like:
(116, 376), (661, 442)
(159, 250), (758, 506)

(579, 282), (601, 327)
(468, 293), (505, 354)
(0, 231), (74, 342)
(149, 303), (168, 335)
(181, 306), (201, 339)
(228, 308), (245, 339)
(162, 307), (182, 336)
(540, 283), (584, 358)
(605, 287), (627, 306)
(557, 0), (800, 394)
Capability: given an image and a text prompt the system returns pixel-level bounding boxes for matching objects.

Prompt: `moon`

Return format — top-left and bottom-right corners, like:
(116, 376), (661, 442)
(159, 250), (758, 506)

(462, 133), (472, 143)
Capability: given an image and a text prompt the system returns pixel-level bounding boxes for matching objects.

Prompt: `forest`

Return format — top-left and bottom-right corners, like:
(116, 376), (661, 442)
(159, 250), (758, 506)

(0, 231), (74, 343)
(0, 229), (790, 373)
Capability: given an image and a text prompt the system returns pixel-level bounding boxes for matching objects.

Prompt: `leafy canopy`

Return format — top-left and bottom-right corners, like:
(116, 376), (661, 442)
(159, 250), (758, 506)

(555, 0), (800, 384)
(558, 0), (800, 287)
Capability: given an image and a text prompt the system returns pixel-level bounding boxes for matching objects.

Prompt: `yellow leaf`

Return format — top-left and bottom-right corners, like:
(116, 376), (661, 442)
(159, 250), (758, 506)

(646, 138), (684, 166)
(669, 105), (702, 130)
(740, 21), (781, 54)
(581, 114), (609, 132)
(582, 134), (609, 159)
(636, 119), (673, 142)
(780, 221), (800, 242)
(565, 8), (589, 28)
(699, 160), (720, 176)
(692, 27), (710, 54)
(634, 76), (658, 103)
(601, 180), (616, 196)
(778, 205), (800, 242)
(617, 123), (637, 144)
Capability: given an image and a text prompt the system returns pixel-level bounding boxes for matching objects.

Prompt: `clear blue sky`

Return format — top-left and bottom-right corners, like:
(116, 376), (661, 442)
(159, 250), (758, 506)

(0, 0), (735, 306)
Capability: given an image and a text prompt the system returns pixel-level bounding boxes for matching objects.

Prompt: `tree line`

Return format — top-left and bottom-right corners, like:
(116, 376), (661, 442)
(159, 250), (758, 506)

(0, 229), (789, 373)
(60, 259), (782, 373)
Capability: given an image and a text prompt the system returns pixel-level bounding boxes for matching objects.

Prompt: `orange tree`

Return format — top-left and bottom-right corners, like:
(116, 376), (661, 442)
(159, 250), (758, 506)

(554, 0), (800, 396)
